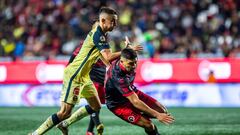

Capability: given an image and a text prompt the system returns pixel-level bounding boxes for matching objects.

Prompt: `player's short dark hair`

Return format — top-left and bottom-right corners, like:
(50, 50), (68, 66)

(99, 7), (117, 15)
(121, 48), (137, 60)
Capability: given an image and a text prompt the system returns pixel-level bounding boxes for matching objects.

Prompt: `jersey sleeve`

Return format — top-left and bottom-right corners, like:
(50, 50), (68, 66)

(113, 76), (136, 97)
(93, 32), (110, 51)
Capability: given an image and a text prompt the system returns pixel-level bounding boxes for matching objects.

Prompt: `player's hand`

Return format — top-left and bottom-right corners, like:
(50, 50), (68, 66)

(156, 113), (174, 125)
(129, 44), (143, 52)
(124, 36), (131, 47)
(124, 36), (143, 52)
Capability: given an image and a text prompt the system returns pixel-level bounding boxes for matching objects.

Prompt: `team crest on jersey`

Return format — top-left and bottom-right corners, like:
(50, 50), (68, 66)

(100, 36), (106, 42)
(129, 85), (136, 91)
(128, 116), (135, 122)
(129, 85), (133, 90)
(73, 95), (78, 102)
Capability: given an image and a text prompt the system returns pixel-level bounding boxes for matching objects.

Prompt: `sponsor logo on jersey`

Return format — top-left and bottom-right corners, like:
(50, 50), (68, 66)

(100, 36), (106, 42)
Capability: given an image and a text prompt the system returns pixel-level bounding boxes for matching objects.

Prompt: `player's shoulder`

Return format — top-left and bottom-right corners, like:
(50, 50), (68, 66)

(92, 26), (106, 43)
(111, 60), (125, 78)
(95, 59), (105, 66)
(112, 58), (120, 65)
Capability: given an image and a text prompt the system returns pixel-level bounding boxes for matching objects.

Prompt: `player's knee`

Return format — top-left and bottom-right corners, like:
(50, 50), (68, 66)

(91, 105), (101, 111)
(142, 121), (154, 129)
(57, 110), (71, 120)
(85, 104), (101, 114)
(58, 102), (73, 120)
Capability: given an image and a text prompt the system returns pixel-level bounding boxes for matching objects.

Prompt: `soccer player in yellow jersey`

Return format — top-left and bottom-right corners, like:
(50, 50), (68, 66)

(29, 7), (142, 135)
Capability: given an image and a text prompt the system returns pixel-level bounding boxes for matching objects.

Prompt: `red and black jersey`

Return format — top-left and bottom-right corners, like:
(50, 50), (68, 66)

(68, 46), (82, 64)
(68, 44), (106, 85)
(105, 59), (137, 109)
(90, 60), (106, 84)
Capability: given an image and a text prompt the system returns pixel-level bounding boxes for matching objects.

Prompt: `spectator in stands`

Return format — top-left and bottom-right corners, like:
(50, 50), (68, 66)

(0, 0), (240, 59)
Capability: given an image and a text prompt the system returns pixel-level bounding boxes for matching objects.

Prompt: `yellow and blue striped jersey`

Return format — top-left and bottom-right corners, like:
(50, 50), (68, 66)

(65, 25), (110, 82)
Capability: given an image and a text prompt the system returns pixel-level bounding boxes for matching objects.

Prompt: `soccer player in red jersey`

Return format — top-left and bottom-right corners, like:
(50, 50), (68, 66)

(105, 48), (174, 135)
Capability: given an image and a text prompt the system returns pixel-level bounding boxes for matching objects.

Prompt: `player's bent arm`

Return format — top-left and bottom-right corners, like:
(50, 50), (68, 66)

(126, 92), (175, 125)
(101, 49), (121, 62)
(156, 101), (169, 114)
(126, 92), (159, 118)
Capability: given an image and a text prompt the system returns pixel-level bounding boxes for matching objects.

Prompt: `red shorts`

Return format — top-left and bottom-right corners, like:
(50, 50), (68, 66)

(93, 82), (105, 104)
(110, 90), (157, 125)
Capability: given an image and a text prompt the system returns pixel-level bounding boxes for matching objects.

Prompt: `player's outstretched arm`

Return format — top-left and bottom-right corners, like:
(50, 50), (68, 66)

(153, 101), (169, 114)
(101, 49), (121, 62)
(126, 93), (174, 125)
(100, 36), (143, 63)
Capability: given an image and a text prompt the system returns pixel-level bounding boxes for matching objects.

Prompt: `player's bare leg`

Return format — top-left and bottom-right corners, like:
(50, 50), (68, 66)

(86, 95), (101, 113)
(55, 102), (73, 135)
(29, 102), (73, 135)
(136, 116), (160, 135)
(57, 95), (102, 135)
(56, 105), (91, 135)
(56, 120), (69, 135)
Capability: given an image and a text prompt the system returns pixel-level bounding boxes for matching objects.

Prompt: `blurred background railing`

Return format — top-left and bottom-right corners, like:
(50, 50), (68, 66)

(0, 58), (240, 107)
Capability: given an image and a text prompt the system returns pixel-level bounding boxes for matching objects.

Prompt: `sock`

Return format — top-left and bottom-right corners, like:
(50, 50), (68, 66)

(144, 124), (160, 135)
(91, 111), (101, 126)
(154, 125), (160, 135)
(85, 105), (101, 126)
(85, 105), (96, 114)
(35, 113), (60, 135)
(87, 117), (95, 132)
(63, 106), (89, 127)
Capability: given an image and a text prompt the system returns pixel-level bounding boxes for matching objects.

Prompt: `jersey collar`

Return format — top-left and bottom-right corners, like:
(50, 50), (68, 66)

(97, 25), (107, 36)
(118, 61), (129, 74)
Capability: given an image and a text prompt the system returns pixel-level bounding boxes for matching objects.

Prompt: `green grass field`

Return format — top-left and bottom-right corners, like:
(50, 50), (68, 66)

(0, 107), (240, 135)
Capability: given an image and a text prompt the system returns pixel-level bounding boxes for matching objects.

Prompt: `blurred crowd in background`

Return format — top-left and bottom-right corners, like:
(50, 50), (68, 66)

(0, 0), (240, 60)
